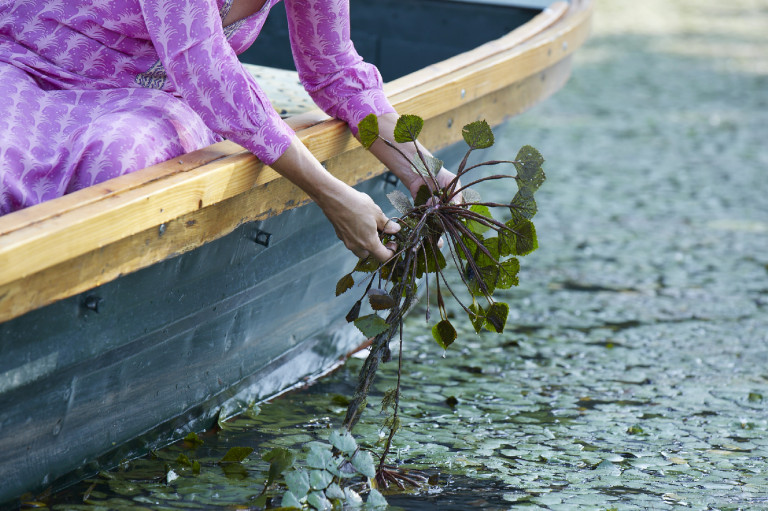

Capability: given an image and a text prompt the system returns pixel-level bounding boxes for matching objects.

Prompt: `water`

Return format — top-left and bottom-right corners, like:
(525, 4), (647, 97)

(38, 0), (768, 508)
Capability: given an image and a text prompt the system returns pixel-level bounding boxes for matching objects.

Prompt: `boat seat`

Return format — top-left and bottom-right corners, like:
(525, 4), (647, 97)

(242, 63), (316, 118)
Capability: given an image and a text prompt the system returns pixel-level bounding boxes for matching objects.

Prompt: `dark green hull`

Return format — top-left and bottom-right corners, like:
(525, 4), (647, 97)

(0, 175), (402, 503)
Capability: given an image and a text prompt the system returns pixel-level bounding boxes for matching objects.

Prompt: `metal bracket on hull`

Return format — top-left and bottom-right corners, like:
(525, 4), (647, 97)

(252, 230), (272, 247)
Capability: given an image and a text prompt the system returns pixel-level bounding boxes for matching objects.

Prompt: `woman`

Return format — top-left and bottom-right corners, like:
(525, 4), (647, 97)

(0, 0), (456, 262)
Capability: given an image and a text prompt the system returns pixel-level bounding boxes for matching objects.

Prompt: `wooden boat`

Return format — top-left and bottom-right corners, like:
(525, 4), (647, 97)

(0, 0), (592, 504)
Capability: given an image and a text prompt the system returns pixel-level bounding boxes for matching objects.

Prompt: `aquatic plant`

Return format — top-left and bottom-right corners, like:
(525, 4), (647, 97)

(270, 114), (544, 509)
(277, 430), (388, 509)
(335, 113), (545, 489)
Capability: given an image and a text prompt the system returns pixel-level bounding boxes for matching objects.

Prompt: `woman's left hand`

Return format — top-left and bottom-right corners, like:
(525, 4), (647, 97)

(406, 167), (462, 205)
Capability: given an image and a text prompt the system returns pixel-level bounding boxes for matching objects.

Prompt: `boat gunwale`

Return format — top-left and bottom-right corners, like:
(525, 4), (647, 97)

(0, 0), (593, 323)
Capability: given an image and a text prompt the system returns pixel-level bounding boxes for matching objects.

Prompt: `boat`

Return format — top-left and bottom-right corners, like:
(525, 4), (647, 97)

(0, 0), (592, 504)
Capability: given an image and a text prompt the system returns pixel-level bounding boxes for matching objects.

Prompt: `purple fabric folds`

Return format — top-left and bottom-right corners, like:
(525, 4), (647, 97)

(0, 0), (394, 214)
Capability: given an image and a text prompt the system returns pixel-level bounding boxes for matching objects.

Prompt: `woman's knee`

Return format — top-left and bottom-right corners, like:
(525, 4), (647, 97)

(67, 102), (218, 192)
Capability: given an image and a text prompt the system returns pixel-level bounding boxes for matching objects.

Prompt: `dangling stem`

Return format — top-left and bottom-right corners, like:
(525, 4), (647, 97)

(342, 244), (416, 431)
(377, 320), (404, 474)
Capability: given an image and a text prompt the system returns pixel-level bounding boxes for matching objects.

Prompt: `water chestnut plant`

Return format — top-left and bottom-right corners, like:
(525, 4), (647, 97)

(270, 114), (544, 508)
(335, 113), (546, 488)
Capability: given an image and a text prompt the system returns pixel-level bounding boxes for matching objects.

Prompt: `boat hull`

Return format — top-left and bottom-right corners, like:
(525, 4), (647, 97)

(0, 174), (404, 502)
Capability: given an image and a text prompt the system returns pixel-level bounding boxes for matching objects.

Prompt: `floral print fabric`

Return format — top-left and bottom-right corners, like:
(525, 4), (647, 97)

(0, 0), (394, 214)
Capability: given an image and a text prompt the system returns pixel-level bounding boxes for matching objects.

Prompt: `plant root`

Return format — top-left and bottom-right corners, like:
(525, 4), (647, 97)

(374, 464), (428, 490)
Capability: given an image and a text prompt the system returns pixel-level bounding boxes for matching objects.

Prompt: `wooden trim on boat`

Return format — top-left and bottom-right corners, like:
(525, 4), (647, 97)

(0, 0), (592, 323)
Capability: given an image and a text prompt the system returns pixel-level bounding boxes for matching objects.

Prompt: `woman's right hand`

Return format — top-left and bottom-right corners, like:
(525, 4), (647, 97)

(314, 181), (400, 263)
(269, 137), (399, 263)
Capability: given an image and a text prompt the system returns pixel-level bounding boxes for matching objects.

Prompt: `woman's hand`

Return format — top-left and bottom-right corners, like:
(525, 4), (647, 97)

(315, 182), (400, 262)
(406, 167), (462, 204)
(270, 137), (399, 263)
(362, 114), (462, 203)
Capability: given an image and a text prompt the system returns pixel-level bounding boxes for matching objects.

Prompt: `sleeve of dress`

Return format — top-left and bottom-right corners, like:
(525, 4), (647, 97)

(138, 0), (294, 164)
(284, 0), (396, 134)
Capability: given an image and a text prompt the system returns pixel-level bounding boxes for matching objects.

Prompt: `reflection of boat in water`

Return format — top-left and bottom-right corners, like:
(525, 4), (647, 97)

(0, 0), (592, 503)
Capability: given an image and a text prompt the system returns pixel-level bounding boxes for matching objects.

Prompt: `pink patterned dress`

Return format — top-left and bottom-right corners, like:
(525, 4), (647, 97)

(0, 0), (395, 215)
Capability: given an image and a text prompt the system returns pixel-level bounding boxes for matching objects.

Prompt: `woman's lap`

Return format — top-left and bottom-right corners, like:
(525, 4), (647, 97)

(0, 63), (220, 215)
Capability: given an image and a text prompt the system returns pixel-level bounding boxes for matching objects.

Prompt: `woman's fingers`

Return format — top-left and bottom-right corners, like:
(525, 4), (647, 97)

(379, 215), (401, 235)
(318, 184), (400, 264)
(267, 139), (400, 264)
(360, 212), (393, 262)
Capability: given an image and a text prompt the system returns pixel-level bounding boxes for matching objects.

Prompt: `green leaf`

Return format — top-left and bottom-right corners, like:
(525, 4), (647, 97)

(473, 237), (499, 268)
(219, 446), (253, 464)
(285, 469), (310, 497)
(192, 460), (201, 474)
(368, 289), (397, 311)
(393, 114), (424, 143)
(335, 458), (359, 479)
(414, 184), (432, 206)
(176, 453), (191, 467)
(413, 154), (443, 180)
(457, 233), (480, 260)
(222, 463), (248, 479)
(476, 265), (500, 296)
(307, 491), (332, 511)
(380, 387), (398, 412)
(432, 319), (457, 350)
(415, 239), (447, 278)
(358, 113), (379, 149)
(496, 258), (520, 289)
(354, 256), (379, 273)
(365, 488), (388, 509)
(281, 491), (303, 509)
(485, 302), (509, 333)
(335, 273), (354, 296)
(183, 432), (203, 447)
(467, 205), (492, 235)
(329, 430), (357, 455)
(468, 303), (486, 334)
(497, 229), (514, 258)
(466, 266), (484, 298)
(514, 145), (545, 192)
(262, 447), (296, 488)
(505, 219), (538, 256)
(326, 482), (345, 500)
(350, 450), (376, 478)
(509, 188), (537, 222)
(310, 469), (333, 491)
(462, 120), (494, 149)
(354, 314), (391, 338)
(330, 394), (351, 407)
(306, 445), (334, 471)
(386, 189), (412, 215)
(326, 455), (345, 478)
(345, 488), (364, 507)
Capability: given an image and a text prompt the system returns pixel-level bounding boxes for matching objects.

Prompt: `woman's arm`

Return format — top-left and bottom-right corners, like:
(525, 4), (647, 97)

(284, 1), (459, 201)
(270, 138), (400, 262)
(138, 0), (399, 261)
(365, 113), (460, 200)
(283, 0), (395, 138)
(138, 0), (294, 165)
